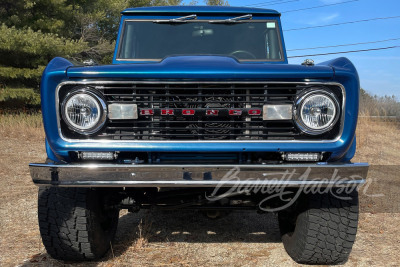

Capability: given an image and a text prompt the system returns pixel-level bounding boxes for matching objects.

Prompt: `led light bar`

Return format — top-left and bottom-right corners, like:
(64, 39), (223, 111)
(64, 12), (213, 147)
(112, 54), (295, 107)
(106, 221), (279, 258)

(285, 152), (322, 162)
(79, 152), (117, 161)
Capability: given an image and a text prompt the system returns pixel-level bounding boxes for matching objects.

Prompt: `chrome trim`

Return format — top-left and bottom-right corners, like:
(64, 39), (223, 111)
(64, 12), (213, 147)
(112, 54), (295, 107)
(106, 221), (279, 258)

(301, 59), (315, 66)
(55, 81), (346, 143)
(31, 180), (366, 188)
(294, 89), (341, 135)
(30, 162), (368, 188)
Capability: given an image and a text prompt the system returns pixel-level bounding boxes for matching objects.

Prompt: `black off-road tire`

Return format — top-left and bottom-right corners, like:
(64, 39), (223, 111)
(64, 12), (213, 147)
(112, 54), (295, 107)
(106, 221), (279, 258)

(38, 187), (119, 261)
(278, 189), (359, 265)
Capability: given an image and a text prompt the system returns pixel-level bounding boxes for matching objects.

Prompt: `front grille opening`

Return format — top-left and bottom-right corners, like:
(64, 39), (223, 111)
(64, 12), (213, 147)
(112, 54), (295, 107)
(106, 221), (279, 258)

(59, 82), (342, 141)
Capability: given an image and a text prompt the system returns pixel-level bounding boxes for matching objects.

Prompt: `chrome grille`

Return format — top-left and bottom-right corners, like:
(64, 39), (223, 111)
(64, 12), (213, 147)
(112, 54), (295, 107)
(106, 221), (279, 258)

(59, 82), (342, 141)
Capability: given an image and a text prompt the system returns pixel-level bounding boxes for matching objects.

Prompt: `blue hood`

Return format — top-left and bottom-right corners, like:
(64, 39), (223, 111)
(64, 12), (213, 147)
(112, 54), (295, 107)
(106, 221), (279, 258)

(66, 56), (334, 80)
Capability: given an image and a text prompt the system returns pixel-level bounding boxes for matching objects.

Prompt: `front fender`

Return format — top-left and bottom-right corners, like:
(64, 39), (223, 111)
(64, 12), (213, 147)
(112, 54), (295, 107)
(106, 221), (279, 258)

(319, 57), (360, 160)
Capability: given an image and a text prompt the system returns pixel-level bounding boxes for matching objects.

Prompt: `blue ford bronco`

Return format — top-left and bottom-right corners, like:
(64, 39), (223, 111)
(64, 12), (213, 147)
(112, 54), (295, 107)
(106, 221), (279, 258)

(30, 6), (368, 264)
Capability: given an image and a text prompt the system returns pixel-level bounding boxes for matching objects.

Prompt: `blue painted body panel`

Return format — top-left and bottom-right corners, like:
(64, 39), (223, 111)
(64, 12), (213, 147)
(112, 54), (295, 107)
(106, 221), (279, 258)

(121, 6), (280, 16)
(39, 7), (360, 163)
(70, 56), (333, 79)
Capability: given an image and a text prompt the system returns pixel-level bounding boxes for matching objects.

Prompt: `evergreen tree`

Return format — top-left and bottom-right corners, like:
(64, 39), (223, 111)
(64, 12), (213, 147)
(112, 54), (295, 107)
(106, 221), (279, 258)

(206, 0), (229, 6)
(0, 0), (227, 95)
(0, 24), (88, 88)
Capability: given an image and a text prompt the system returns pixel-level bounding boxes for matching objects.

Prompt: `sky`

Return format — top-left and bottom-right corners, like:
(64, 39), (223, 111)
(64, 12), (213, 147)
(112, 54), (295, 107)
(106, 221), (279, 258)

(184, 0), (400, 98)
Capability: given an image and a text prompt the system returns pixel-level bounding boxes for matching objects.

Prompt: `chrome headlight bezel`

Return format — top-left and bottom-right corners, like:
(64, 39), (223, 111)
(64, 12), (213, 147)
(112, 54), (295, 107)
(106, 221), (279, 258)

(294, 89), (340, 135)
(61, 88), (107, 135)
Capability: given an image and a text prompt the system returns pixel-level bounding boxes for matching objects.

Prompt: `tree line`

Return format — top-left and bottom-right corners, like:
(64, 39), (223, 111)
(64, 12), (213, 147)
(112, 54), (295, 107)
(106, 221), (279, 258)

(0, 0), (228, 98)
(1, 0), (397, 116)
(359, 89), (400, 117)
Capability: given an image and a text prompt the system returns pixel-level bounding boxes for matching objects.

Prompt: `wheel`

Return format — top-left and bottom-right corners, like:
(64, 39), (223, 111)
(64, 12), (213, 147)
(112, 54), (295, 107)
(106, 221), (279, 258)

(278, 189), (359, 265)
(38, 187), (119, 261)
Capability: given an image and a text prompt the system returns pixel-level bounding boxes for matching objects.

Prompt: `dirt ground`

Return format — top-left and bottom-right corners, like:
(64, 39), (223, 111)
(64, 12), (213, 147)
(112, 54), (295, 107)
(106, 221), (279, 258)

(0, 118), (399, 267)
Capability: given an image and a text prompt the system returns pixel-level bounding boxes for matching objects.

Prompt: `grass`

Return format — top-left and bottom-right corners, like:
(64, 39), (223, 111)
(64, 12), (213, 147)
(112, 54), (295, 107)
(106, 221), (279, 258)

(355, 114), (400, 164)
(0, 111), (42, 127)
(0, 112), (43, 139)
(0, 113), (399, 266)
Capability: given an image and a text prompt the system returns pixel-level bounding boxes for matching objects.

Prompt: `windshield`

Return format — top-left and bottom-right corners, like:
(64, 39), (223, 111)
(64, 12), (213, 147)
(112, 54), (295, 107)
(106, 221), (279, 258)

(117, 20), (283, 61)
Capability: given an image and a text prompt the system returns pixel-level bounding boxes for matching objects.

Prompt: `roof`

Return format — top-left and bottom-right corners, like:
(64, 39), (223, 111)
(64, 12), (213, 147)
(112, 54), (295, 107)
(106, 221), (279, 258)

(121, 6), (280, 16)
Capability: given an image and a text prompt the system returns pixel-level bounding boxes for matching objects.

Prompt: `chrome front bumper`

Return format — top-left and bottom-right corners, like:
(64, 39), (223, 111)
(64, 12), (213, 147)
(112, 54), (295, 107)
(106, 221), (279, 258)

(29, 163), (368, 188)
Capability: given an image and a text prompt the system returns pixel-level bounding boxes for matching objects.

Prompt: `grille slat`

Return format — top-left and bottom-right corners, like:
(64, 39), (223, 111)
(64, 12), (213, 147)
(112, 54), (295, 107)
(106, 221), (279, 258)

(99, 86), (304, 90)
(107, 120), (289, 124)
(106, 127), (295, 130)
(107, 100), (285, 104)
(99, 133), (298, 137)
(104, 93), (296, 97)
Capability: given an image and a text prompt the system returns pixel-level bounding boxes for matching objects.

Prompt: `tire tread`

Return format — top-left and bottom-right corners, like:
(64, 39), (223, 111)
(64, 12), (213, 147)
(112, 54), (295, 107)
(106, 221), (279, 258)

(38, 187), (116, 261)
(281, 190), (359, 265)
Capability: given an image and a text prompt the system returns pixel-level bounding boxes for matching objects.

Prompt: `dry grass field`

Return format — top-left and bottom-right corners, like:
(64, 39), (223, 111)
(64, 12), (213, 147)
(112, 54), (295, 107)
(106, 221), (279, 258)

(0, 114), (399, 267)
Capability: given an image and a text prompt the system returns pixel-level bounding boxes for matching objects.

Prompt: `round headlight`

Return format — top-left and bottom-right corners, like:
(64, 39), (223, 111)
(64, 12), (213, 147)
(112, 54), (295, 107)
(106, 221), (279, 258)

(295, 90), (340, 135)
(61, 90), (106, 134)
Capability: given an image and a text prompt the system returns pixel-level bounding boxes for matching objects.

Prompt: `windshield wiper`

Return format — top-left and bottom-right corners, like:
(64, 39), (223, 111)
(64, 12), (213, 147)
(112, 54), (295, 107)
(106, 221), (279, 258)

(153, 14), (197, 24)
(209, 14), (252, 24)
